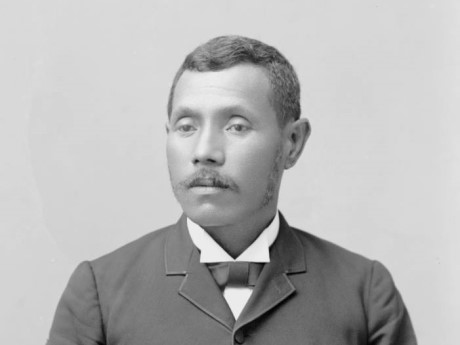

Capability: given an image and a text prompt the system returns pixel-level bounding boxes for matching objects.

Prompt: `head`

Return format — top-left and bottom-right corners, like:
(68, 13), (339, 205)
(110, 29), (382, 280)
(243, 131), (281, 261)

(167, 35), (301, 127)
(166, 35), (310, 230)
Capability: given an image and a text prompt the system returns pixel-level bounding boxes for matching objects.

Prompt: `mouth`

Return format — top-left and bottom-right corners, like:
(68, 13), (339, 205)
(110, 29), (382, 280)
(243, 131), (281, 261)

(188, 178), (230, 190)
(189, 186), (227, 195)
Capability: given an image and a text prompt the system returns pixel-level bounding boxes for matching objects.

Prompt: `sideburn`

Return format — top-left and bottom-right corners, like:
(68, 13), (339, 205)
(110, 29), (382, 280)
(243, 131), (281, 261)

(261, 142), (284, 207)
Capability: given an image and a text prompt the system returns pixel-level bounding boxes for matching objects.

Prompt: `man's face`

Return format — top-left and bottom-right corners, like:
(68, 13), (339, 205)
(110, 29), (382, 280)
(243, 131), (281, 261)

(167, 64), (289, 228)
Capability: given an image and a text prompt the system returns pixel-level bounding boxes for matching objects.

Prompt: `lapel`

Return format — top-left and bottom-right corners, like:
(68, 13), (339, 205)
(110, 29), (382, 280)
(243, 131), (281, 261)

(235, 212), (307, 330)
(164, 213), (307, 332)
(164, 215), (235, 331)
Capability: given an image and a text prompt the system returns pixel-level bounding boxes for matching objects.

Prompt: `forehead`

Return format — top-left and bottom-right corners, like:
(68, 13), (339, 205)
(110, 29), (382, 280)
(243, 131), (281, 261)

(171, 64), (274, 116)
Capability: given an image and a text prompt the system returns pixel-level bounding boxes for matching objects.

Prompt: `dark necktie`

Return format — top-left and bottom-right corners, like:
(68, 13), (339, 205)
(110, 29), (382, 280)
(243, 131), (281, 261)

(207, 262), (264, 290)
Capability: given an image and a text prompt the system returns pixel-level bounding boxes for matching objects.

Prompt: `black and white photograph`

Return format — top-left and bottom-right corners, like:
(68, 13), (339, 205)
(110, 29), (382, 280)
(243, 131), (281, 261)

(1, 1), (458, 344)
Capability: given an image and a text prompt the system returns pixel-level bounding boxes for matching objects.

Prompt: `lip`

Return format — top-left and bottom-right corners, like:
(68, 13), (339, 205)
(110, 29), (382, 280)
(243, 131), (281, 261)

(189, 186), (228, 195)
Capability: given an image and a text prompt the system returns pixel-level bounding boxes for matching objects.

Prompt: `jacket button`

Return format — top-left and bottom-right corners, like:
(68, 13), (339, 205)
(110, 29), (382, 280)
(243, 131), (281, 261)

(234, 329), (245, 344)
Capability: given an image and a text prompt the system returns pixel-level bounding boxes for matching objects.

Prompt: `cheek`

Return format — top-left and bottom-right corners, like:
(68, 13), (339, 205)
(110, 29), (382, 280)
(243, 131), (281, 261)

(166, 142), (189, 179)
(231, 144), (280, 184)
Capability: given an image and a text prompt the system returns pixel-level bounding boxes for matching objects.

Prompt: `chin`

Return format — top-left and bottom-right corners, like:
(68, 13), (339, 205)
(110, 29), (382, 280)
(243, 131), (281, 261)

(182, 204), (240, 228)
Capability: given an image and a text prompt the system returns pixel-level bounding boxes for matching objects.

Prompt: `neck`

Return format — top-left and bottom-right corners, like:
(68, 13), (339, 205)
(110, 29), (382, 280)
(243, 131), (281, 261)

(202, 207), (277, 259)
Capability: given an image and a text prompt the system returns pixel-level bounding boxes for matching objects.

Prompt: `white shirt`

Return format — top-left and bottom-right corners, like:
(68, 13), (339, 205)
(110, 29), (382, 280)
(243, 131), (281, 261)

(187, 212), (279, 319)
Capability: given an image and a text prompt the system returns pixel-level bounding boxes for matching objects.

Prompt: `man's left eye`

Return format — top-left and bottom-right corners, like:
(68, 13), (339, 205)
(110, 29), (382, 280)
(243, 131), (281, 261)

(227, 124), (249, 132)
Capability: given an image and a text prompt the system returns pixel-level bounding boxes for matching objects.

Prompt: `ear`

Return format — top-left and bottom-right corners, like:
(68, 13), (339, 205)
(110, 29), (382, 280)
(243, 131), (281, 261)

(284, 118), (311, 169)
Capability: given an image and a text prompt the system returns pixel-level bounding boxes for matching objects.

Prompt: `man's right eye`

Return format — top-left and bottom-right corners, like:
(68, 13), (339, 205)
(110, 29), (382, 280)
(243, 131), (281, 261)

(177, 124), (196, 133)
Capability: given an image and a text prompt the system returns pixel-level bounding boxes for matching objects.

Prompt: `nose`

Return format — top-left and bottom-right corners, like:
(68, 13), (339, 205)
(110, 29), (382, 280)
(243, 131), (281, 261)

(192, 127), (225, 166)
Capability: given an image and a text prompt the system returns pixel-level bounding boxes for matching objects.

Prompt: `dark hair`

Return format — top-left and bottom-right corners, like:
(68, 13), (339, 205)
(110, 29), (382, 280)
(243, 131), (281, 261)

(167, 35), (301, 126)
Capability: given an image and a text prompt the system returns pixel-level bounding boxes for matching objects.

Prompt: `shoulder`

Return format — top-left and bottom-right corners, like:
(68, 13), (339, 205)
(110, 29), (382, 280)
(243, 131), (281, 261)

(290, 226), (403, 306)
(86, 223), (176, 283)
(288, 227), (417, 343)
(290, 226), (401, 308)
(292, 226), (372, 263)
(290, 226), (380, 282)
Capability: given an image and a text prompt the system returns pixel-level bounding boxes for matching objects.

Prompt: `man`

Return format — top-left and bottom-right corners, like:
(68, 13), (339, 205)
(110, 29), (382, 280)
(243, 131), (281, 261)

(47, 35), (417, 345)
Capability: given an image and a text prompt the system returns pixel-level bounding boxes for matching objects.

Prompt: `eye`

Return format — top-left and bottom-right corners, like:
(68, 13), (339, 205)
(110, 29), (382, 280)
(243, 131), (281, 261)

(228, 124), (247, 132)
(226, 118), (251, 133)
(177, 124), (196, 133)
(173, 117), (197, 135)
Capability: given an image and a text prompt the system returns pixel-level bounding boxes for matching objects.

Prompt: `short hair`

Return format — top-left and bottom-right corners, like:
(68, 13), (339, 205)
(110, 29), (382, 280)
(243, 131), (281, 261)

(167, 35), (301, 126)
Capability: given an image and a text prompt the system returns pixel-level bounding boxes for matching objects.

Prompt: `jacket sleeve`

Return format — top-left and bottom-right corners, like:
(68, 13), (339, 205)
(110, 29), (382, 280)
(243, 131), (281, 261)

(366, 260), (417, 345)
(47, 261), (105, 345)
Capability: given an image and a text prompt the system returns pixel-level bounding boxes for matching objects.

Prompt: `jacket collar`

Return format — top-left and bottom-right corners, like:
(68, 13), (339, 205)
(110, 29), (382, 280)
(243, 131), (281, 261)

(235, 212), (306, 329)
(164, 214), (235, 330)
(164, 212), (307, 331)
(164, 214), (195, 275)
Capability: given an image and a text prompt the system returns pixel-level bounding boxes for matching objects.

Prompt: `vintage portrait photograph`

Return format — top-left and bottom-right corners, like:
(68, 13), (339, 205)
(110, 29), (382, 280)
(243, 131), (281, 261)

(1, 1), (458, 344)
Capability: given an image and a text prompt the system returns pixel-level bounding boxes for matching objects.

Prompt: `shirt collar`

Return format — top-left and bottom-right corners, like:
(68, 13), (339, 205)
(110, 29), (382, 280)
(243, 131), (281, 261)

(187, 212), (280, 263)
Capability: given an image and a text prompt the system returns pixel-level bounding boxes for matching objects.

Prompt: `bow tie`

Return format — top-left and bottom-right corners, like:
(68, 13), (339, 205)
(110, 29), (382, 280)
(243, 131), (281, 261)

(206, 262), (264, 290)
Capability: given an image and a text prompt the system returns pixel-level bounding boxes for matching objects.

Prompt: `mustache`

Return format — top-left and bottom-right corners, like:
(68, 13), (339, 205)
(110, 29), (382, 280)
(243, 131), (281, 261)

(179, 169), (239, 191)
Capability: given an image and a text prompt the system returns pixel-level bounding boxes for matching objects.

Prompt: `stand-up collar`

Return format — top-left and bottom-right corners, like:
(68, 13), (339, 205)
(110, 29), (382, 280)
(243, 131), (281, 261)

(187, 212), (279, 263)
(164, 212), (306, 276)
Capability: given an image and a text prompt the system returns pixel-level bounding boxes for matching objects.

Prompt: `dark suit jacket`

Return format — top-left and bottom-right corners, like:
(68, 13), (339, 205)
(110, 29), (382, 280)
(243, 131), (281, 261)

(47, 213), (417, 345)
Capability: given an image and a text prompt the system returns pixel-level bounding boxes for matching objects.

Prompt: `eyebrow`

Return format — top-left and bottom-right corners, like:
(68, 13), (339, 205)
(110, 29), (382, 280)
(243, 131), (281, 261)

(172, 105), (253, 119)
(171, 106), (200, 120)
(220, 105), (252, 116)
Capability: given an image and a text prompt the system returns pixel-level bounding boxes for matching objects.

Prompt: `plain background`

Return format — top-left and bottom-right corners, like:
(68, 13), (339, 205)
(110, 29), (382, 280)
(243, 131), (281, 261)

(1, 0), (458, 344)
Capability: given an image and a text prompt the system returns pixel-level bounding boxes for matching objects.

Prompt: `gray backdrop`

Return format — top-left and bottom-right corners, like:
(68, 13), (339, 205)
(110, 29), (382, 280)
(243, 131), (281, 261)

(1, 1), (459, 344)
